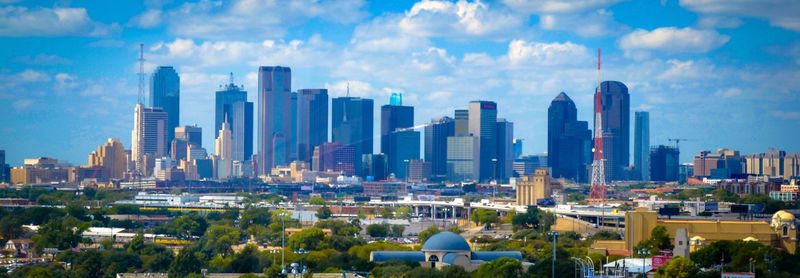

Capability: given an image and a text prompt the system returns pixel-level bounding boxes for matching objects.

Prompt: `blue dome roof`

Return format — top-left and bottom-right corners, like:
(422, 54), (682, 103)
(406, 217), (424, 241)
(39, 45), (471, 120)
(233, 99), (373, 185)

(422, 232), (470, 251)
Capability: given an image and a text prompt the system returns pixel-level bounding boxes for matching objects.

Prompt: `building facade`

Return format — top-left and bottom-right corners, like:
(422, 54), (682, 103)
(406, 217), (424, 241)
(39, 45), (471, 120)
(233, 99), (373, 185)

(595, 81), (630, 181)
(88, 138), (127, 180)
(516, 168), (551, 206)
(214, 78), (253, 162)
(149, 66), (180, 151)
(257, 66), (292, 174)
(547, 92), (591, 182)
(381, 96), (415, 178)
(496, 119), (514, 182)
(362, 153), (387, 181)
(469, 101), (498, 182)
(447, 136), (477, 182)
(634, 111), (650, 181)
(312, 142), (356, 176)
(425, 117), (454, 180)
(650, 145), (679, 182)
(131, 104), (168, 176)
(296, 89), (328, 163)
(332, 97), (374, 176)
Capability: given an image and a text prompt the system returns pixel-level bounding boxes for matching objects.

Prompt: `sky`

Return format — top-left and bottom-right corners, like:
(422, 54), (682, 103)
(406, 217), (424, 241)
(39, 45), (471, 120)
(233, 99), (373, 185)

(1, 0), (799, 166)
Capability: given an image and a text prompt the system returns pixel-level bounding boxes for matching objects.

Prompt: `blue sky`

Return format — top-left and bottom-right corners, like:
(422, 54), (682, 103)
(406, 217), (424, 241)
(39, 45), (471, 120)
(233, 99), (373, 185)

(1, 0), (799, 166)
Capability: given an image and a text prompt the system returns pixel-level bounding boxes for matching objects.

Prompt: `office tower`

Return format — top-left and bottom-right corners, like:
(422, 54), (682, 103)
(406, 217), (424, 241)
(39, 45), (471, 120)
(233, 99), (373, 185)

(131, 104), (168, 175)
(171, 139), (188, 162)
(0, 150), (7, 183)
(513, 139), (523, 159)
(390, 130), (420, 179)
(175, 125), (202, 148)
(332, 97), (374, 176)
(595, 81), (630, 181)
(634, 111), (650, 181)
(290, 92), (298, 161)
(408, 160), (432, 182)
(424, 117), (454, 180)
(149, 66), (180, 151)
(745, 149), (799, 179)
(363, 154), (387, 181)
(153, 157), (173, 180)
(381, 94), (415, 177)
(513, 154), (547, 177)
(650, 145), (679, 182)
(447, 136), (477, 182)
(257, 66), (292, 174)
(215, 76), (253, 162)
(469, 100), (498, 182)
(297, 89), (328, 162)
(88, 138), (127, 179)
(454, 109), (469, 136)
(390, 92), (402, 106)
(693, 149), (744, 179)
(516, 168), (551, 206)
(311, 142), (356, 176)
(496, 119), (514, 182)
(11, 158), (69, 185)
(547, 92), (591, 182)
(216, 121), (233, 179)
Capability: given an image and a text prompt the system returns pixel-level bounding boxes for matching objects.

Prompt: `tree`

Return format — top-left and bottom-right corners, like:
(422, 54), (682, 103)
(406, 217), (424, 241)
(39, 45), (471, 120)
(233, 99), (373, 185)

(473, 257), (522, 278)
(32, 218), (87, 253)
(390, 225), (405, 237)
(380, 207), (394, 219)
(240, 207), (271, 230)
(316, 206), (332, 220)
(169, 245), (203, 278)
(418, 225), (440, 244)
(229, 244), (262, 273)
(471, 208), (498, 229)
(366, 224), (389, 238)
(635, 225), (672, 254)
(655, 256), (699, 278)
(288, 227), (326, 250)
(203, 225), (241, 256)
(308, 196), (327, 206)
(395, 207), (412, 219)
(440, 265), (470, 278)
(712, 189), (739, 202)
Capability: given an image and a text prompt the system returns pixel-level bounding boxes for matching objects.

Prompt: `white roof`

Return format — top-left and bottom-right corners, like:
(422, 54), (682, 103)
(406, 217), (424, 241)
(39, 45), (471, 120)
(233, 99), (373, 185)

(603, 258), (653, 274)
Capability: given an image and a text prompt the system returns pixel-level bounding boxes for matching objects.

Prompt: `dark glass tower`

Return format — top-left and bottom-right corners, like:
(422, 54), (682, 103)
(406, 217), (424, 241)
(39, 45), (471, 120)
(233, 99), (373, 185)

(496, 119), (514, 182)
(468, 101), (497, 182)
(595, 81), (630, 181)
(424, 117), (454, 179)
(296, 89), (328, 162)
(381, 95), (415, 178)
(332, 97), (374, 176)
(215, 78), (253, 162)
(150, 66), (180, 153)
(634, 111), (650, 181)
(650, 145), (679, 182)
(547, 92), (591, 182)
(257, 66), (292, 174)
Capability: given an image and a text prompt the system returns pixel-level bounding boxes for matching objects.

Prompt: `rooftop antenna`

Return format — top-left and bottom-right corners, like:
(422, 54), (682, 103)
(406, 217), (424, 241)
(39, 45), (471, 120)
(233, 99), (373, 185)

(229, 72), (234, 85)
(346, 82), (350, 97)
(137, 43), (146, 105)
(343, 82), (350, 122)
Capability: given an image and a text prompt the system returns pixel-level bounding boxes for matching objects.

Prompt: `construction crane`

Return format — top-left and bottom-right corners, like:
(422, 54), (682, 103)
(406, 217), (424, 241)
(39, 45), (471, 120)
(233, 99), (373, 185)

(667, 138), (692, 150)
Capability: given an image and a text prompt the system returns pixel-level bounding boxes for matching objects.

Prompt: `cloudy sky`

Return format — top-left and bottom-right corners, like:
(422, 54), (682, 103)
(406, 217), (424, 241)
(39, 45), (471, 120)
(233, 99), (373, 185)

(1, 0), (799, 166)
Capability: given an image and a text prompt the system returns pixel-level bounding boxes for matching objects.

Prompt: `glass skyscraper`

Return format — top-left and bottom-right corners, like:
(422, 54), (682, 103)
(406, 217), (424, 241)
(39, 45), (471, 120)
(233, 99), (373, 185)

(596, 81), (630, 181)
(547, 92), (591, 182)
(381, 94), (415, 178)
(332, 97), (374, 176)
(634, 111), (650, 181)
(424, 116), (454, 179)
(650, 145), (679, 182)
(496, 119), (514, 182)
(469, 101), (498, 182)
(257, 66), (292, 174)
(150, 66), (180, 153)
(215, 78), (253, 162)
(296, 89), (328, 162)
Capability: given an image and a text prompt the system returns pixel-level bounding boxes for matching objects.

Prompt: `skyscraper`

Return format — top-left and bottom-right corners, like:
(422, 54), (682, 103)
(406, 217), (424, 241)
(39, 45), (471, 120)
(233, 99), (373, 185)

(496, 119), (514, 182)
(634, 111), (650, 181)
(214, 76), (253, 162)
(332, 97), (374, 176)
(513, 139), (524, 159)
(131, 104), (168, 175)
(175, 125), (202, 148)
(216, 121), (233, 179)
(548, 92), (591, 182)
(150, 66), (180, 151)
(469, 101), (498, 182)
(381, 95), (415, 178)
(595, 81), (630, 181)
(88, 138), (127, 179)
(312, 142), (356, 176)
(0, 150), (8, 183)
(362, 153), (387, 181)
(257, 66), (292, 174)
(424, 117), (454, 180)
(650, 145), (679, 182)
(297, 89), (328, 162)
(454, 109), (469, 136)
(290, 92), (298, 162)
(390, 130), (420, 180)
(447, 135), (477, 182)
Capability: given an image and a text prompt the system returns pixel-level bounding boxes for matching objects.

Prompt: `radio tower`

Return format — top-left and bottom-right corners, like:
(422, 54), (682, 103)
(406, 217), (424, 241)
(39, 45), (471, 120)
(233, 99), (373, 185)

(588, 48), (607, 205)
(138, 43), (146, 105)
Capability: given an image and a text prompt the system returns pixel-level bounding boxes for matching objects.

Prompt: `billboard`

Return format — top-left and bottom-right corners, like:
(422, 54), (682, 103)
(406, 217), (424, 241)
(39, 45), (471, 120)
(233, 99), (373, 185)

(651, 255), (670, 269)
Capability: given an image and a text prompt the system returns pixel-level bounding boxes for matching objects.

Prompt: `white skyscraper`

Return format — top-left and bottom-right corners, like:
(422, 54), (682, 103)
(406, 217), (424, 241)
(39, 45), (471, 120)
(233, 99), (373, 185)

(216, 121), (233, 179)
(131, 104), (168, 176)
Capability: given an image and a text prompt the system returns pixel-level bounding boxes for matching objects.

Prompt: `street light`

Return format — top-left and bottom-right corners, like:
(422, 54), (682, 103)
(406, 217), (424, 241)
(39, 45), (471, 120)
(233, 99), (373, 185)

(549, 232), (558, 278)
(294, 248), (310, 277)
(403, 159), (410, 183)
(637, 248), (650, 278)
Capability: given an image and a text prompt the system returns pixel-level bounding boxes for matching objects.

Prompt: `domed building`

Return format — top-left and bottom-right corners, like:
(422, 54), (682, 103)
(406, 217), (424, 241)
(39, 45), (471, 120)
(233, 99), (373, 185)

(370, 231), (526, 271)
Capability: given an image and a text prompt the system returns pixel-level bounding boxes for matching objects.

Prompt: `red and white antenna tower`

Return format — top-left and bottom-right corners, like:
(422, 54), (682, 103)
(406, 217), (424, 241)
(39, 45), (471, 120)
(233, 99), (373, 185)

(589, 48), (607, 204)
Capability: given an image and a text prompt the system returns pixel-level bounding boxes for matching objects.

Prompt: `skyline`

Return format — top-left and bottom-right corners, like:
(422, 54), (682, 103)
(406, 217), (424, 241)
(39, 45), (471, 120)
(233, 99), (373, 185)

(1, 0), (800, 165)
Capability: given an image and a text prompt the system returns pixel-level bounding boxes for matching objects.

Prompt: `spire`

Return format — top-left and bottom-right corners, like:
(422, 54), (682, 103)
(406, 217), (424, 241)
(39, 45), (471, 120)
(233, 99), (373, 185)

(229, 72), (234, 85)
(137, 43), (146, 105)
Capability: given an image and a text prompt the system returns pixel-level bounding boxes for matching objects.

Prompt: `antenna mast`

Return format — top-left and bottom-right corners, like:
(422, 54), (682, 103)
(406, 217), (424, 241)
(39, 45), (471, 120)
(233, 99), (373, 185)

(589, 48), (607, 210)
(138, 43), (146, 105)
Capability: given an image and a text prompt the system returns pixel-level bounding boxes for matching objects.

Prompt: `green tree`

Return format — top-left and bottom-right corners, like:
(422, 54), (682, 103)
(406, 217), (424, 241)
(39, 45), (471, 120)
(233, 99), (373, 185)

(473, 257), (522, 278)
(635, 225), (673, 254)
(395, 207), (412, 219)
(390, 225), (405, 237)
(418, 225), (440, 244)
(308, 196), (327, 205)
(712, 189), (739, 202)
(366, 224), (389, 238)
(169, 245), (203, 278)
(240, 207), (272, 230)
(316, 206), (332, 220)
(203, 225), (242, 256)
(229, 244), (262, 273)
(32, 218), (87, 253)
(655, 256), (699, 278)
(288, 227), (326, 250)
(380, 207), (394, 219)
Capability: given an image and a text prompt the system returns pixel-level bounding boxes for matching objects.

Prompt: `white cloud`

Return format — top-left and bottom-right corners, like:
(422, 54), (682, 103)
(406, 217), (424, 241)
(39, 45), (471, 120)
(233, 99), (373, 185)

(162, 0), (367, 39)
(398, 0), (525, 38)
(18, 70), (50, 83)
(129, 9), (162, 28)
(324, 80), (376, 98)
(771, 111), (800, 120)
(13, 54), (71, 65)
(12, 99), (34, 110)
(539, 9), (627, 37)
(55, 73), (79, 91)
(502, 0), (623, 14)
(696, 16), (743, 29)
(0, 6), (119, 37)
(658, 59), (716, 80)
(713, 87), (743, 98)
(680, 0), (800, 31)
(507, 40), (592, 67)
(618, 27), (730, 53)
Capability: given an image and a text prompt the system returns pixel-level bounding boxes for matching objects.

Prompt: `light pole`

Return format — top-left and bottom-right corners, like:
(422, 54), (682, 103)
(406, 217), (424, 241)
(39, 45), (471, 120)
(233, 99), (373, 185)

(404, 159), (410, 183)
(294, 248), (310, 277)
(550, 232), (558, 278)
(491, 158), (498, 199)
(637, 248), (650, 278)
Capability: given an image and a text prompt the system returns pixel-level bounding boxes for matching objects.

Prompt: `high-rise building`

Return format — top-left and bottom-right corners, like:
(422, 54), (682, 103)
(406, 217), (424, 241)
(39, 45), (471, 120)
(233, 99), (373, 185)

(425, 117), (454, 180)
(131, 104), (168, 175)
(214, 76), (253, 162)
(215, 121), (233, 179)
(634, 111), (650, 181)
(290, 92), (298, 162)
(469, 101), (498, 182)
(332, 97), (374, 176)
(496, 119), (514, 182)
(650, 145), (679, 182)
(513, 154), (547, 177)
(516, 168), (551, 206)
(693, 149), (744, 179)
(257, 66), (292, 174)
(513, 139), (524, 159)
(297, 89), (328, 162)
(171, 139), (188, 162)
(381, 95), (415, 177)
(362, 154), (387, 181)
(390, 130), (420, 180)
(595, 81), (630, 181)
(408, 159), (432, 182)
(547, 92), (591, 182)
(0, 150), (7, 183)
(312, 142), (356, 176)
(745, 149), (800, 179)
(454, 109), (469, 136)
(447, 135), (477, 182)
(175, 125), (202, 148)
(88, 138), (127, 179)
(150, 66), (180, 151)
